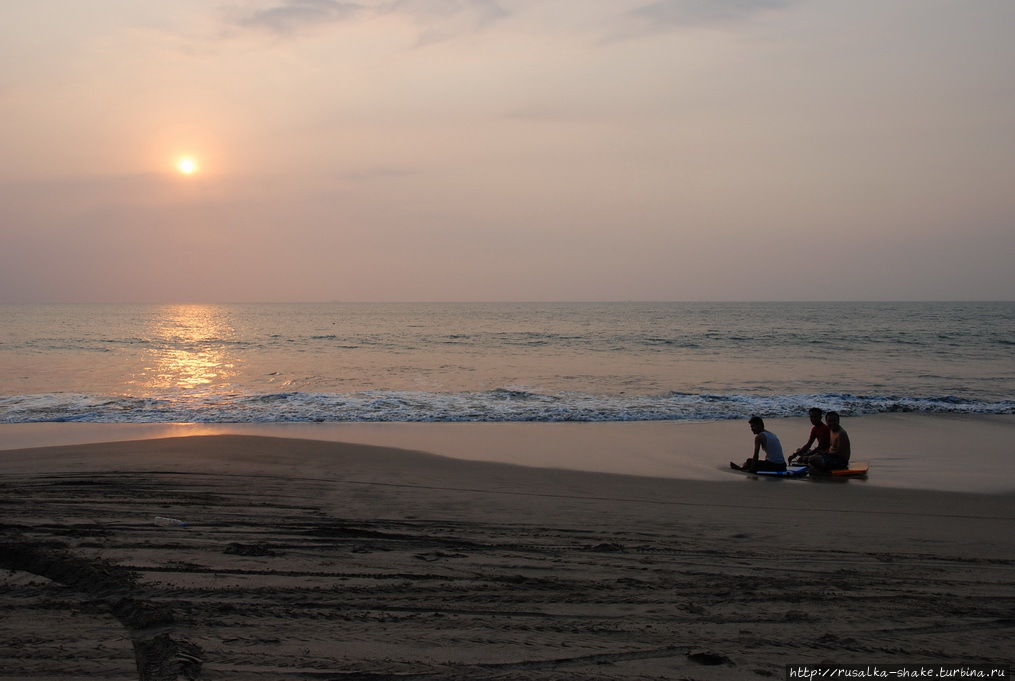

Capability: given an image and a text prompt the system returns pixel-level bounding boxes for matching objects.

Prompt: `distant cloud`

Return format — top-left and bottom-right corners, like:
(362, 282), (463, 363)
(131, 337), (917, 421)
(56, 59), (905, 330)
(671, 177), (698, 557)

(391, 0), (509, 45)
(230, 0), (509, 39)
(233, 0), (365, 34)
(629, 0), (793, 28)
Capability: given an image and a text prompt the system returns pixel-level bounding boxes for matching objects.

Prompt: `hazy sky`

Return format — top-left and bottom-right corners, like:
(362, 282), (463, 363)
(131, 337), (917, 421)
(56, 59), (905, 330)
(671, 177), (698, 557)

(2, 0), (1013, 303)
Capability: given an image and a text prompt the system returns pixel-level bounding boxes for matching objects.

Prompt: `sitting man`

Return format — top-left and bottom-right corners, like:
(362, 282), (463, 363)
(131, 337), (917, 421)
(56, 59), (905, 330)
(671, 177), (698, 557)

(807, 411), (851, 472)
(788, 407), (831, 464)
(731, 416), (787, 473)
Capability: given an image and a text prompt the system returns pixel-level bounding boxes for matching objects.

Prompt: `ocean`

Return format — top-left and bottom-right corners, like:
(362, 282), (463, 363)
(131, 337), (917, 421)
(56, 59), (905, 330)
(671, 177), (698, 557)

(1, 301), (1012, 424)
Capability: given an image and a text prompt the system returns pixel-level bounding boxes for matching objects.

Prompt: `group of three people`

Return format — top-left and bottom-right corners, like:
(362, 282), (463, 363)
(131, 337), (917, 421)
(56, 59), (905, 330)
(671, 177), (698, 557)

(731, 407), (851, 474)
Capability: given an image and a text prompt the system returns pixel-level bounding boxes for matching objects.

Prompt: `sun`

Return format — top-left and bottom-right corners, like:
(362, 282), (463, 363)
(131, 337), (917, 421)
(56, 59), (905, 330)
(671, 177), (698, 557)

(177, 157), (198, 175)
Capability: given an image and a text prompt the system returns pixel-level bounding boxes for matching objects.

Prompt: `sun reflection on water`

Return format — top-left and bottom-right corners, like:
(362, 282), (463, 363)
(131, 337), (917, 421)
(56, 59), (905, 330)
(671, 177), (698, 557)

(133, 305), (239, 394)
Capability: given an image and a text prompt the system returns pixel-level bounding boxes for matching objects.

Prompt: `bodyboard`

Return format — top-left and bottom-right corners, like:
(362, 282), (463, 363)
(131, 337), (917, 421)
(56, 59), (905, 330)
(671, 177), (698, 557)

(755, 465), (809, 477)
(731, 464), (809, 478)
(829, 461), (869, 476)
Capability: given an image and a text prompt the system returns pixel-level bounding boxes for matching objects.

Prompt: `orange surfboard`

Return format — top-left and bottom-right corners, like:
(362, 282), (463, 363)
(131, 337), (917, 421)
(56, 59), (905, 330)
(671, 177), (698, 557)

(830, 461), (870, 476)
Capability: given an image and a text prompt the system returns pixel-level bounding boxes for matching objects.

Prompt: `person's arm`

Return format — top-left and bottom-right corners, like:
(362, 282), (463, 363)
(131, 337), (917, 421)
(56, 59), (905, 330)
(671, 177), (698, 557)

(793, 431), (817, 457)
(752, 433), (765, 464)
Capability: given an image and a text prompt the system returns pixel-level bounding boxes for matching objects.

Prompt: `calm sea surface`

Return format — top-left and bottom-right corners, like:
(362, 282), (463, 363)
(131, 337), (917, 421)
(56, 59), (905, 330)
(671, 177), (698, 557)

(1, 302), (1012, 424)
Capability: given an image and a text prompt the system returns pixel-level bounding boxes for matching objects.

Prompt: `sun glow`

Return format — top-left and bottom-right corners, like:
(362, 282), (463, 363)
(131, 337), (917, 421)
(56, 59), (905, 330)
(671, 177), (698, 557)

(134, 305), (239, 393)
(177, 157), (198, 174)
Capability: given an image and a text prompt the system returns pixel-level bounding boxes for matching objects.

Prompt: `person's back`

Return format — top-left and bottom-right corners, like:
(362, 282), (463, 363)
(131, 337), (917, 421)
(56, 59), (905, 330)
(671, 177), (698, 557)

(762, 429), (786, 465)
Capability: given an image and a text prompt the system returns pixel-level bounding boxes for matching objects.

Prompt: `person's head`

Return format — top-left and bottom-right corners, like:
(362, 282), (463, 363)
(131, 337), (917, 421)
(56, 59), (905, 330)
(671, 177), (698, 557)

(808, 407), (824, 425)
(749, 416), (765, 434)
(825, 411), (841, 429)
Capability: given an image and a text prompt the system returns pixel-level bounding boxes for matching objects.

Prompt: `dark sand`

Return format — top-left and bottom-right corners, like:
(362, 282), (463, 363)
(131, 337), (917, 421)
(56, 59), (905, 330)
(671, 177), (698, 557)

(1, 431), (1012, 680)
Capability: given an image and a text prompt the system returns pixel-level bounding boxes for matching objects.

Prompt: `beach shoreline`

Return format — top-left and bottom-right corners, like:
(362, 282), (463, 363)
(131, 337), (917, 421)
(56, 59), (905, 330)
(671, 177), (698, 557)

(3, 413), (1014, 493)
(2, 432), (1012, 679)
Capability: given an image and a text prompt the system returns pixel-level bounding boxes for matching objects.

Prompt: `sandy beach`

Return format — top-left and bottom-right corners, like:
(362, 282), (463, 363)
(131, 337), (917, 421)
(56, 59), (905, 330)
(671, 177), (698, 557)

(2, 420), (1013, 680)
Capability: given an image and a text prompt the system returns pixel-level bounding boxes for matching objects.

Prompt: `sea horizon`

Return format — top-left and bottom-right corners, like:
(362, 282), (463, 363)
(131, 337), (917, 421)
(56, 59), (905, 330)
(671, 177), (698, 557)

(3, 298), (1013, 305)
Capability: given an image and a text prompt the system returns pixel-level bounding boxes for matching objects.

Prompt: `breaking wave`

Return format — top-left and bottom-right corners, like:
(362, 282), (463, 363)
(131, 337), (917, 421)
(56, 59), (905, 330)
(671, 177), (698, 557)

(2, 390), (1011, 424)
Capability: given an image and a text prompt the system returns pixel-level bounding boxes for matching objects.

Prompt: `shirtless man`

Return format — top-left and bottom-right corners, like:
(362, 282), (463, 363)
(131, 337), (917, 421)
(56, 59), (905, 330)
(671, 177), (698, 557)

(788, 407), (831, 464)
(807, 411), (850, 471)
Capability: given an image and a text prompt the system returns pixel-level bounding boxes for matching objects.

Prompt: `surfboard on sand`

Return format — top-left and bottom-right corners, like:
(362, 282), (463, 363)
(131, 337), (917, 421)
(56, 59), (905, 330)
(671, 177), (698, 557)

(757, 465), (809, 477)
(829, 461), (870, 476)
(730, 462), (870, 479)
(729, 463), (809, 477)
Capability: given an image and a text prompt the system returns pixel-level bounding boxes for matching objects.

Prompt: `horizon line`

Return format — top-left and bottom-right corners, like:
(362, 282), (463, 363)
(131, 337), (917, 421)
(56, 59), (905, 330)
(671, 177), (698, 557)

(2, 299), (1013, 306)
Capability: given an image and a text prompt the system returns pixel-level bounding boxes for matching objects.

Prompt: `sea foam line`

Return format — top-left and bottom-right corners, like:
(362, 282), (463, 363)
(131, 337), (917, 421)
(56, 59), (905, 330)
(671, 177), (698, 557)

(1, 390), (1012, 424)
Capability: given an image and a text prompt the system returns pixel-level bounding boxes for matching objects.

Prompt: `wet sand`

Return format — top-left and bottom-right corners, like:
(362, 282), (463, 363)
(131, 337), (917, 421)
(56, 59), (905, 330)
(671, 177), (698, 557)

(1, 429), (1013, 680)
(4, 413), (1015, 492)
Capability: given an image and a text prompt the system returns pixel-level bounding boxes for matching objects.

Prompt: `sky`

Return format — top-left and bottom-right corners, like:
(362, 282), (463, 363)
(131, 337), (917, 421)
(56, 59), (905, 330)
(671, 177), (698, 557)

(1, 0), (1013, 303)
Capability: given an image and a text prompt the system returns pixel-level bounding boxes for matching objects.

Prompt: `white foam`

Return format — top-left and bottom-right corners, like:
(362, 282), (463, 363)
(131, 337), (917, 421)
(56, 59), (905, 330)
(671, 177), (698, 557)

(0, 390), (1011, 424)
